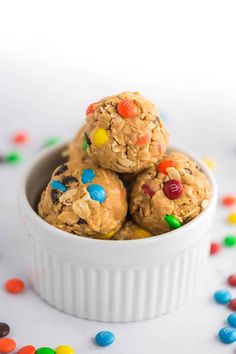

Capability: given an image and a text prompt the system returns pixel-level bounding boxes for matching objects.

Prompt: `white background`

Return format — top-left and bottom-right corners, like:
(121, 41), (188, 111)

(1, 1), (236, 353)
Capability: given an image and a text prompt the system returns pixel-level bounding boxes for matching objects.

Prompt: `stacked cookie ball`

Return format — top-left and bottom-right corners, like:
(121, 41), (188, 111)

(38, 92), (211, 240)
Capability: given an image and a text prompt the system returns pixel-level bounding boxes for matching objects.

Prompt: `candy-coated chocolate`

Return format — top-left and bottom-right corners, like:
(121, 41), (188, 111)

(95, 331), (115, 346)
(223, 235), (236, 247)
(229, 298), (236, 311)
(87, 184), (106, 203)
(81, 169), (95, 184)
(5, 278), (25, 294)
(163, 179), (184, 200)
(141, 183), (156, 197)
(50, 181), (67, 193)
(91, 128), (109, 147)
(17, 345), (36, 354)
(210, 242), (221, 255)
(218, 327), (236, 344)
(44, 137), (60, 147)
(133, 228), (152, 238)
(157, 160), (176, 175)
(5, 151), (22, 164)
(12, 132), (28, 144)
(135, 134), (149, 145)
(203, 157), (216, 170)
(55, 345), (74, 354)
(228, 274), (236, 287)
(164, 215), (182, 229)
(0, 338), (16, 353)
(227, 313), (236, 327)
(214, 290), (232, 304)
(222, 195), (236, 207)
(86, 102), (97, 116)
(100, 230), (116, 239)
(227, 213), (236, 225)
(0, 323), (10, 338)
(36, 348), (55, 354)
(117, 100), (138, 118)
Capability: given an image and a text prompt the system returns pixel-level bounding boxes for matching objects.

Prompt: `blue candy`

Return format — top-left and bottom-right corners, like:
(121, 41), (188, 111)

(87, 184), (106, 203)
(50, 180), (67, 192)
(218, 327), (236, 344)
(214, 290), (232, 304)
(227, 313), (236, 327)
(81, 169), (95, 184)
(95, 331), (115, 347)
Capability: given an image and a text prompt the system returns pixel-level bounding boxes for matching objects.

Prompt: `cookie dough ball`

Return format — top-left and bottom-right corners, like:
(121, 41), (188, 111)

(84, 92), (169, 173)
(112, 221), (153, 240)
(38, 161), (127, 237)
(130, 151), (211, 235)
(68, 124), (94, 165)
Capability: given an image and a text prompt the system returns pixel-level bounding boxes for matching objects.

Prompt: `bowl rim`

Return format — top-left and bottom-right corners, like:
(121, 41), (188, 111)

(19, 141), (218, 247)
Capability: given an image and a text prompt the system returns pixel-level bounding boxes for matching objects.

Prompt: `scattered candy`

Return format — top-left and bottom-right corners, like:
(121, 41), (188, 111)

(0, 323), (10, 338)
(210, 242), (221, 255)
(55, 345), (74, 354)
(81, 169), (95, 184)
(50, 181), (67, 193)
(228, 274), (236, 287)
(218, 327), (236, 344)
(223, 235), (236, 247)
(17, 346), (36, 354)
(163, 179), (184, 200)
(229, 298), (236, 311)
(5, 151), (22, 164)
(117, 100), (138, 118)
(87, 184), (106, 203)
(12, 132), (28, 144)
(44, 137), (60, 148)
(214, 290), (232, 304)
(141, 183), (156, 197)
(133, 228), (152, 238)
(227, 313), (236, 327)
(95, 331), (115, 347)
(222, 195), (236, 207)
(36, 348), (55, 354)
(227, 213), (236, 225)
(157, 160), (176, 175)
(0, 338), (16, 353)
(4, 278), (25, 294)
(91, 128), (109, 147)
(203, 157), (216, 170)
(86, 102), (97, 116)
(164, 214), (182, 229)
(135, 134), (149, 145)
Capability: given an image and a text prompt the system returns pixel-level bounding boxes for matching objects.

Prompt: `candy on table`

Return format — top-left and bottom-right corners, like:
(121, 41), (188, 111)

(227, 274), (236, 287)
(222, 195), (236, 207)
(81, 169), (95, 184)
(203, 157), (216, 170)
(214, 290), (232, 304)
(227, 313), (236, 327)
(55, 345), (74, 354)
(163, 179), (184, 200)
(44, 137), (61, 148)
(227, 213), (236, 225)
(90, 128), (109, 147)
(87, 184), (106, 203)
(5, 151), (22, 164)
(95, 331), (115, 347)
(0, 323), (10, 338)
(164, 214), (182, 229)
(17, 346), (36, 354)
(0, 338), (16, 353)
(218, 327), (236, 344)
(12, 132), (28, 144)
(223, 235), (236, 247)
(36, 348), (55, 354)
(117, 99), (138, 118)
(4, 278), (25, 294)
(210, 242), (221, 255)
(229, 298), (236, 311)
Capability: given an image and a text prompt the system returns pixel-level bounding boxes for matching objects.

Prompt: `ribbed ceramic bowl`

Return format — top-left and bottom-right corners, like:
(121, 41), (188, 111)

(19, 143), (217, 322)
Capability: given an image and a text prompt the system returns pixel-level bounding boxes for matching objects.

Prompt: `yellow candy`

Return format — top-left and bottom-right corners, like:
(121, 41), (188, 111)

(91, 128), (109, 147)
(133, 228), (152, 238)
(203, 157), (216, 170)
(228, 213), (236, 225)
(55, 346), (74, 354)
(99, 230), (116, 239)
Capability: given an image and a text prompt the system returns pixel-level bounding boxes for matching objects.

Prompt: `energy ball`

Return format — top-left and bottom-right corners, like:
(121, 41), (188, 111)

(130, 151), (211, 235)
(38, 161), (127, 237)
(82, 92), (169, 173)
(112, 221), (153, 240)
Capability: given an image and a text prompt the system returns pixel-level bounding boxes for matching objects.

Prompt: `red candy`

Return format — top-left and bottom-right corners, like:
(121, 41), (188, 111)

(17, 345), (36, 354)
(229, 298), (236, 311)
(142, 183), (156, 197)
(12, 132), (28, 144)
(163, 180), (184, 200)
(210, 242), (221, 255)
(0, 338), (16, 353)
(117, 100), (138, 118)
(228, 275), (236, 287)
(86, 102), (97, 116)
(135, 134), (149, 145)
(157, 160), (176, 175)
(222, 195), (236, 207)
(5, 278), (25, 294)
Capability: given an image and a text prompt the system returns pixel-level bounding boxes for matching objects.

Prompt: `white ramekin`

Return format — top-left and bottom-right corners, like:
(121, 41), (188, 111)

(19, 143), (217, 322)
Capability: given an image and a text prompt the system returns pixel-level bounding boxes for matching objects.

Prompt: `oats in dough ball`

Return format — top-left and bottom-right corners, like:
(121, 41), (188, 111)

(130, 151), (211, 235)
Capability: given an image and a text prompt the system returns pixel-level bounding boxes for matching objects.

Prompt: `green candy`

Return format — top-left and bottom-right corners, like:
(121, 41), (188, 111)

(5, 151), (22, 164)
(164, 214), (182, 229)
(36, 348), (55, 354)
(44, 137), (61, 147)
(83, 138), (89, 152)
(223, 235), (236, 247)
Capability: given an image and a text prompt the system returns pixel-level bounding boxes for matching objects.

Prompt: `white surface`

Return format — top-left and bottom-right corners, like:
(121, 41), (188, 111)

(1, 1), (236, 353)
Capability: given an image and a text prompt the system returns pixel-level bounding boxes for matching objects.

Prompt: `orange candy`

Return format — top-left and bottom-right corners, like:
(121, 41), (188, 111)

(222, 195), (236, 207)
(12, 132), (28, 144)
(135, 134), (149, 145)
(5, 278), (25, 294)
(17, 345), (36, 354)
(86, 102), (97, 116)
(117, 100), (138, 118)
(157, 160), (176, 175)
(0, 338), (16, 353)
